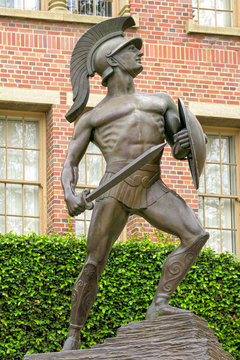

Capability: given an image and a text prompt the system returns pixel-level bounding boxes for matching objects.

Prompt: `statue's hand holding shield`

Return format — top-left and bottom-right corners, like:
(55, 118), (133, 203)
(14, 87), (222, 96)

(173, 128), (191, 160)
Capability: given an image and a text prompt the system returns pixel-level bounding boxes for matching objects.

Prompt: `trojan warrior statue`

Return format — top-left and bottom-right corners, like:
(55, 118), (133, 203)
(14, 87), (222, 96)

(61, 16), (209, 350)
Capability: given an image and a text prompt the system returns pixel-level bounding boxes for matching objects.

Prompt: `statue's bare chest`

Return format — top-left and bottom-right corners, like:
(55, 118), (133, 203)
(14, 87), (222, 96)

(92, 94), (165, 132)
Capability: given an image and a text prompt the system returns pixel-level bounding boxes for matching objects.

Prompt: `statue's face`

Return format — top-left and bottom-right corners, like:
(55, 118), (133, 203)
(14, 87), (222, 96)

(113, 44), (143, 77)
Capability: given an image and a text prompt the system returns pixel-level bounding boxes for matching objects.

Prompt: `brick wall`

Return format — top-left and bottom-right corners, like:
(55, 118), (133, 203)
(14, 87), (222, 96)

(0, 0), (239, 236)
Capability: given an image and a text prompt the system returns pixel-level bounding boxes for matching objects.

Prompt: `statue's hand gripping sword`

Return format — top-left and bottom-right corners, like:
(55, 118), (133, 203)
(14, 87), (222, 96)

(80, 142), (166, 212)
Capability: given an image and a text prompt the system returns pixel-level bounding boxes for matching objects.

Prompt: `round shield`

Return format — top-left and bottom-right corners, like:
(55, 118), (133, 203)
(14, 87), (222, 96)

(178, 98), (207, 190)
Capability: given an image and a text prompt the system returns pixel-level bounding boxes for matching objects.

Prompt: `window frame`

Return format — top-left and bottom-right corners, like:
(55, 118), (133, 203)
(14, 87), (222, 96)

(0, 110), (47, 235)
(199, 125), (240, 257)
(192, 0), (239, 28)
(0, 0), (47, 10)
(67, 0), (115, 17)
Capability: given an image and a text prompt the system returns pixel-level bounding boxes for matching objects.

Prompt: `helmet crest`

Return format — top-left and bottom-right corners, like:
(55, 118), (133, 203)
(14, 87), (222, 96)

(66, 16), (139, 123)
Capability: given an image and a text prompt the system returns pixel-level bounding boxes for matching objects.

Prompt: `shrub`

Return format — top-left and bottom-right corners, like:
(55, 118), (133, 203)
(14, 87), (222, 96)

(0, 232), (239, 359)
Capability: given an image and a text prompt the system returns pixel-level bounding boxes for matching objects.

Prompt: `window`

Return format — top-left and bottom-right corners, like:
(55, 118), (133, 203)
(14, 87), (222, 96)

(192, 0), (237, 27)
(198, 130), (239, 254)
(0, 0), (41, 10)
(0, 112), (46, 235)
(67, 0), (113, 16)
(75, 142), (106, 235)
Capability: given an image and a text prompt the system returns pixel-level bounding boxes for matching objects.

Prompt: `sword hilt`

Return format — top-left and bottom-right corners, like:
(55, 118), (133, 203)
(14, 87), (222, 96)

(82, 189), (94, 210)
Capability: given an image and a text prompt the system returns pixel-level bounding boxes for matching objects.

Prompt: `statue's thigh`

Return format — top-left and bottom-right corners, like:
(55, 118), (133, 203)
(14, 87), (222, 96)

(86, 197), (129, 264)
(140, 190), (204, 243)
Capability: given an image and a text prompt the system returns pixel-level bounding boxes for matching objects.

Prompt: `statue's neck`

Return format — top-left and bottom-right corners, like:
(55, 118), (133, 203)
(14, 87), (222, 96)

(106, 69), (135, 97)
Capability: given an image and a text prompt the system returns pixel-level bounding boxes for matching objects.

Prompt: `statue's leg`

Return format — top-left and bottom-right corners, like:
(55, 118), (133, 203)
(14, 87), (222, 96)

(139, 189), (209, 320)
(62, 198), (129, 351)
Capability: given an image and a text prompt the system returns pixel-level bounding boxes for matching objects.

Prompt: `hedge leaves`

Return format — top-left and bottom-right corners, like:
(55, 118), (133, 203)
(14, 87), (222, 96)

(0, 232), (239, 359)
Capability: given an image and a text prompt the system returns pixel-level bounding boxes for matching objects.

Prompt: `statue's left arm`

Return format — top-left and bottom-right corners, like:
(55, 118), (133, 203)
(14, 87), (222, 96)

(163, 94), (190, 160)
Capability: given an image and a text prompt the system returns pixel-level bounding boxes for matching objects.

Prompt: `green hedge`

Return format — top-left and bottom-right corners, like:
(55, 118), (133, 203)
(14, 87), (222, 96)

(0, 232), (239, 359)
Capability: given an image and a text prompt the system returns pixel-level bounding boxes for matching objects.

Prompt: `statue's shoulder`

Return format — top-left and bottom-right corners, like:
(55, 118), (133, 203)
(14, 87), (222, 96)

(152, 92), (172, 101)
(153, 92), (176, 110)
(137, 91), (172, 102)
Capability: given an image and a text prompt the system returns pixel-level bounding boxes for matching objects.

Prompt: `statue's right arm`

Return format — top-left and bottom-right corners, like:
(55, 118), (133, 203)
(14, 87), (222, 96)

(61, 115), (93, 217)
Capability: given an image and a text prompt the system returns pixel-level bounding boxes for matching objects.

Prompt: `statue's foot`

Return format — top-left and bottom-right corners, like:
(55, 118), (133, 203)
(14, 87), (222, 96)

(146, 301), (192, 321)
(62, 334), (81, 351)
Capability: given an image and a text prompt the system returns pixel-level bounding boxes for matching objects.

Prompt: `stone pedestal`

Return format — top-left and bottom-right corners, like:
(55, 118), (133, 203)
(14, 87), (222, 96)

(24, 313), (233, 360)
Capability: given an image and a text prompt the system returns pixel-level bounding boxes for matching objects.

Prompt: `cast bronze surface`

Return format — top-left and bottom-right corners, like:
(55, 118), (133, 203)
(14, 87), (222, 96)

(60, 15), (209, 352)
(86, 143), (166, 202)
(24, 313), (233, 359)
(178, 98), (207, 190)
(66, 16), (139, 123)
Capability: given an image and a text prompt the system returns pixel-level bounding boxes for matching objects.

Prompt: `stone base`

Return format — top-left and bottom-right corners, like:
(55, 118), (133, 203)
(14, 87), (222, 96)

(24, 313), (233, 360)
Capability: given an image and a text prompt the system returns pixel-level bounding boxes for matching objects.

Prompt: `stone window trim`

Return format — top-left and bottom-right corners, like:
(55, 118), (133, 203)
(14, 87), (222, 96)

(0, 0), (139, 26)
(186, 19), (240, 37)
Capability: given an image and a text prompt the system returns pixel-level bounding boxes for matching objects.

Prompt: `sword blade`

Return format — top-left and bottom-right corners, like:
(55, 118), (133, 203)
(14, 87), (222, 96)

(86, 142), (166, 202)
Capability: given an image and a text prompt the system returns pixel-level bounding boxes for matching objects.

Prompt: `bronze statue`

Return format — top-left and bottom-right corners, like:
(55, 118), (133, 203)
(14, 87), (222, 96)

(61, 16), (209, 351)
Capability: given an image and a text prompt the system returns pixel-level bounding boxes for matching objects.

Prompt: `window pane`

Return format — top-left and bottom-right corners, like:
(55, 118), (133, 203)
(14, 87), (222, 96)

(0, 183), (5, 214)
(6, 0), (22, 8)
(198, 173), (205, 193)
(217, 11), (232, 27)
(192, 8), (198, 21)
(221, 198), (235, 229)
(6, 216), (22, 234)
(24, 217), (39, 234)
(8, 149), (23, 180)
(205, 164), (221, 194)
(217, 0), (232, 10)
(207, 229), (221, 253)
(206, 135), (219, 162)
(6, 184), (22, 215)
(221, 136), (235, 163)
(205, 197), (219, 227)
(0, 216), (4, 233)
(0, 117), (5, 146)
(198, 196), (204, 225)
(192, 0), (197, 6)
(24, 185), (39, 216)
(96, 0), (112, 16)
(222, 165), (237, 196)
(0, 149), (6, 179)
(78, 156), (86, 185)
(86, 220), (90, 234)
(199, 10), (215, 26)
(199, 0), (214, 8)
(222, 230), (235, 253)
(75, 220), (85, 235)
(79, 0), (94, 15)
(7, 118), (23, 147)
(67, 0), (76, 13)
(87, 142), (101, 154)
(24, 150), (40, 181)
(87, 154), (102, 186)
(24, 120), (40, 149)
(85, 208), (92, 221)
(25, 0), (40, 10)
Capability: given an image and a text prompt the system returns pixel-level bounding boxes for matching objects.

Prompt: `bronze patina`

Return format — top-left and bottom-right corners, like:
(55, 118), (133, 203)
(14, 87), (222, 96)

(61, 16), (209, 351)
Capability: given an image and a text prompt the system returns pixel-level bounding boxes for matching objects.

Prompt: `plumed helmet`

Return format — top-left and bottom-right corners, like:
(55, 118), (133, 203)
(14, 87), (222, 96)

(66, 16), (142, 123)
(94, 36), (142, 84)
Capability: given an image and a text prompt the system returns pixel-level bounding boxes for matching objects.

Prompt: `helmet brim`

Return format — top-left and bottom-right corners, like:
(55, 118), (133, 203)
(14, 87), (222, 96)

(108, 37), (142, 57)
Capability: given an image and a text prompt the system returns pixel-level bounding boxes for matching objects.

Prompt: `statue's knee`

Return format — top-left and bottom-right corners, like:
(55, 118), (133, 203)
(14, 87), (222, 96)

(190, 230), (209, 250)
